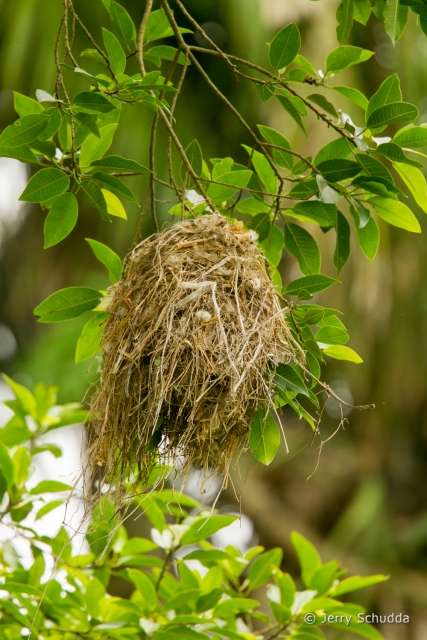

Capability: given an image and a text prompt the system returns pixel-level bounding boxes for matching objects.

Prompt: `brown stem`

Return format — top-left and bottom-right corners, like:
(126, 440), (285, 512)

(137, 0), (154, 78)
(161, 0), (284, 193)
(189, 46), (354, 144)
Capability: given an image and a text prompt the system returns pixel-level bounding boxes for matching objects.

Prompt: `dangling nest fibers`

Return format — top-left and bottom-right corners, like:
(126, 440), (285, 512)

(88, 213), (300, 498)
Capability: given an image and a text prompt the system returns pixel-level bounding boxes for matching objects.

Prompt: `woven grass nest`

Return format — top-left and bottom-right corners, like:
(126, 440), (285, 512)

(88, 213), (299, 497)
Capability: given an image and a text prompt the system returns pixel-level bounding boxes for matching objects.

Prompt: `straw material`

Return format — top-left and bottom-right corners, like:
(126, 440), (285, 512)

(88, 214), (299, 498)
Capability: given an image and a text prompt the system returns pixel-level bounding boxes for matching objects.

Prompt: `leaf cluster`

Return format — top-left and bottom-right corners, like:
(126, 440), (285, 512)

(0, 377), (388, 640)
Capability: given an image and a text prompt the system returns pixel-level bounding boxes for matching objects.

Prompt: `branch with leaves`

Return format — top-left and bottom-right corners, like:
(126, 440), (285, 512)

(1, 0), (426, 466)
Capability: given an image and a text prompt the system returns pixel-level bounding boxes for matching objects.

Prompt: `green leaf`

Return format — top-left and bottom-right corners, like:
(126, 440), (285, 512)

(0, 113), (49, 147)
(207, 170), (252, 203)
(356, 153), (394, 182)
(323, 345), (363, 362)
(369, 196), (421, 232)
(332, 85), (369, 110)
(0, 145), (38, 163)
(393, 125), (427, 148)
(291, 532), (322, 587)
(354, 214), (380, 261)
(103, 189), (128, 218)
(327, 618), (384, 639)
(331, 574), (388, 596)
(180, 516), (238, 545)
(144, 8), (192, 43)
(306, 93), (338, 118)
(294, 54), (318, 76)
(39, 109), (62, 141)
(284, 222), (320, 275)
(336, 0), (354, 44)
(181, 139), (203, 182)
(85, 577), (107, 618)
(108, 1), (136, 48)
(13, 91), (43, 117)
(269, 23), (301, 71)
(334, 211), (351, 274)
(284, 275), (339, 296)
(353, 0), (372, 24)
(394, 162), (427, 213)
(44, 193), (78, 248)
(384, 0), (408, 43)
(32, 443), (62, 457)
(30, 139), (56, 159)
(366, 102), (418, 129)
(249, 409), (281, 465)
(79, 123), (118, 167)
(243, 146), (277, 194)
(35, 500), (64, 520)
(34, 286), (102, 322)
(90, 154), (151, 173)
(316, 159), (361, 183)
(86, 238), (122, 284)
(2, 374), (37, 417)
(19, 168), (70, 203)
(248, 548), (283, 590)
(102, 28), (126, 75)
(145, 45), (190, 66)
(81, 181), (110, 222)
(368, 72), (400, 111)
(92, 171), (138, 203)
(126, 569), (157, 611)
(376, 142), (421, 166)
(81, 48), (107, 65)
(29, 480), (73, 494)
(0, 419), (32, 448)
(261, 224), (284, 267)
(74, 112), (101, 138)
(12, 447), (31, 485)
(277, 93), (307, 135)
(73, 91), (117, 113)
(288, 178), (318, 199)
(247, 212), (270, 242)
(288, 201), (337, 226)
(316, 326), (348, 345)
(314, 138), (351, 166)
(309, 561), (341, 596)
(214, 598), (259, 617)
(275, 363), (309, 396)
(257, 125), (293, 170)
(0, 441), (14, 487)
(236, 198), (270, 215)
(326, 46), (374, 73)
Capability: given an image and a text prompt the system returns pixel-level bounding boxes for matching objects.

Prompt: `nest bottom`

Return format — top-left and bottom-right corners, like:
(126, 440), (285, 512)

(88, 214), (298, 497)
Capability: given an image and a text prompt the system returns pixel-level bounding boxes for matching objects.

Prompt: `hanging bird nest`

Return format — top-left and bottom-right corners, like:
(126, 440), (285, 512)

(87, 213), (300, 500)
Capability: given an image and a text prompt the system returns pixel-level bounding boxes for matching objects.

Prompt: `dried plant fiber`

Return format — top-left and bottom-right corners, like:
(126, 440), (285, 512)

(88, 213), (298, 498)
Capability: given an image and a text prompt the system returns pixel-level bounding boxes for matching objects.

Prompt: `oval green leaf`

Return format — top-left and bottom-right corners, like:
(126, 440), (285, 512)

(369, 196), (421, 232)
(269, 23), (301, 71)
(73, 92), (117, 113)
(323, 345), (363, 363)
(76, 312), (109, 364)
(20, 168), (70, 203)
(0, 114), (48, 148)
(249, 409), (281, 466)
(34, 286), (102, 323)
(102, 27), (126, 75)
(284, 222), (321, 276)
(86, 238), (123, 283)
(284, 274), (339, 297)
(90, 154), (151, 173)
(366, 102), (418, 129)
(44, 193), (78, 248)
